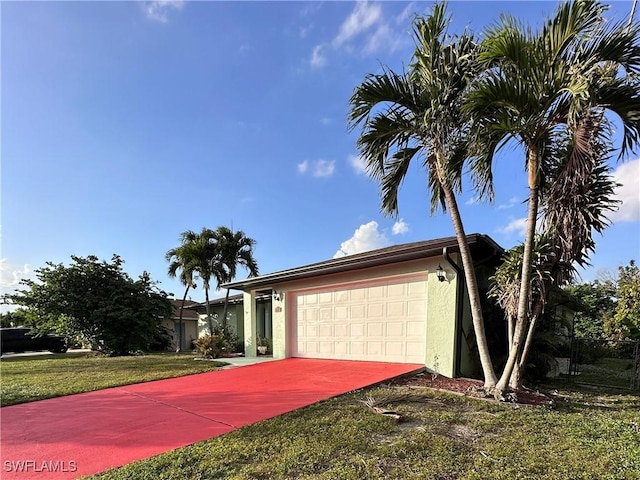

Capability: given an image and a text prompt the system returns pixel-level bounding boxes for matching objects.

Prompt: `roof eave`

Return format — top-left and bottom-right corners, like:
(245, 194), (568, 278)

(223, 234), (502, 292)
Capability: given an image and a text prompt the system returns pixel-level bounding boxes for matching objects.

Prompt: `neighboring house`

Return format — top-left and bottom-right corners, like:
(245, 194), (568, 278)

(190, 293), (273, 344)
(163, 299), (200, 351)
(222, 234), (503, 379)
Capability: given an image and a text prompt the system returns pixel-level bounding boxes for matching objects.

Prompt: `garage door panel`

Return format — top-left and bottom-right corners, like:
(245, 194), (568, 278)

(350, 323), (365, 337)
(319, 292), (332, 304)
(319, 324), (332, 337)
(406, 342), (424, 357)
(386, 342), (403, 356)
(407, 320), (425, 336)
(350, 341), (365, 355)
(387, 283), (405, 297)
(294, 275), (427, 364)
(387, 301), (405, 317)
(367, 285), (385, 299)
(335, 341), (348, 354)
(351, 288), (366, 301)
(335, 306), (348, 319)
(367, 342), (383, 355)
(335, 291), (349, 303)
(367, 322), (384, 337)
(367, 304), (384, 317)
(335, 324), (348, 337)
(386, 322), (404, 337)
(407, 300), (426, 315)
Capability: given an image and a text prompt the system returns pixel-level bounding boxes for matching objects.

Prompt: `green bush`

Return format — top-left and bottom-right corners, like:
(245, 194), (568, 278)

(193, 335), (229, 359)
(211, 324), (242, 353)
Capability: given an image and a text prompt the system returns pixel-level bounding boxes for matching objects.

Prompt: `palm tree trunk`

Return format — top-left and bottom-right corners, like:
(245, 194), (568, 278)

(222, 288), (231, 330)
(204, 282), (214, 334)
(509, 299), (544, 388)
(496, 151), (540, 395)
(177, 284), (191, 352)
(441, 181), (498, 389)
(507, 314), (515, 354)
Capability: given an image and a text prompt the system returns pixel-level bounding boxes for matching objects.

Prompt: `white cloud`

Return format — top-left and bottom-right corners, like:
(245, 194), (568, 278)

(310, 44), (328, 68)
(0, 259), (31, 289)
(297, 160), (309, 174)
(334, 221), (390, 258)
(320, 117), (332, 126)
(465, 196), (479, 206)
(348, 154), (367, 175)
(611, 158), (640, 223)
(498, 197), (520, 210)
(392, 219), (409, 235)
(308, 1), (409, 71)
(313, 160), (335, 177)
(1, 259), (34, 313)
(143, 1), (184, 23)
(497, 217), (528, 236)
(396, 2), (417, 24)
(364, 23), (396, 54)
(299, 159), (335, 178)
(333, 1), (382, 46)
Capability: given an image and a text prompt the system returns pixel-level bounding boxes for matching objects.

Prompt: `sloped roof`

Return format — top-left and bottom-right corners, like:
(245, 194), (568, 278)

(186, 292), (272, 312)
(168, 299), (200, 320)
(223, 233), (502, 292)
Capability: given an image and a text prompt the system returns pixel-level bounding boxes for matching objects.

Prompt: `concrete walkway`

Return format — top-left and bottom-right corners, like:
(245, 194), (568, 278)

(0, 358), (423, 479)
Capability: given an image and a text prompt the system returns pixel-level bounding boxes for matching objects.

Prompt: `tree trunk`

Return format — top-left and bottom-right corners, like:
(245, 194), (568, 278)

(510, 290), (546, 389)
(441, 181), (498, 389)
(177, 283), (191, 352)
(222, 288), (231, 330)
(507, 314), (515, 354)
(495, 150), (540, 396)
(204, 281), (214, 334)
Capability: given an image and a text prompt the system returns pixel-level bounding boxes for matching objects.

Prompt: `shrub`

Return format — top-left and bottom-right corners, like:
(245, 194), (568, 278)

(211, 324), (241, 353)
(193, 335), (229, 359)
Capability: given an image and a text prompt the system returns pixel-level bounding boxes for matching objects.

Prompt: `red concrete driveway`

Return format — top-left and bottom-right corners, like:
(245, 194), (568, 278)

(1, 358), (422, 479)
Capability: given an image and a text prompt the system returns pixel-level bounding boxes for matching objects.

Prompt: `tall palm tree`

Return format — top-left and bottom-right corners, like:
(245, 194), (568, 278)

(211, 226), (259, 330)
(465, 0), (640, 395)
(349, 4), (498, 389)
(166, 241), (198, 351)
(168, 228), (217, 334)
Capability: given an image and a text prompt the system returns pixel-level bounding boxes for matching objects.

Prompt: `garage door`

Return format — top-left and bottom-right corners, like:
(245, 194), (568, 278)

(292, 274), (427, 363)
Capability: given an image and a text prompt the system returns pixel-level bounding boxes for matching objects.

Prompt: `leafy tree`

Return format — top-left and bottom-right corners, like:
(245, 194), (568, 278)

(167, 226), (259, 339)
(166, 235), (200, 351)
(7, 255), (172, 356)
(348, 4), (498, 388)
(606, 260), (640, 339)
(168, 228), (218, 333)
(490, 109), (620, 389)
(212, 226), (259, 330)
(565, 280), (616, 338)
(466, 0), (640, 395)
(0, 309), (38, 328)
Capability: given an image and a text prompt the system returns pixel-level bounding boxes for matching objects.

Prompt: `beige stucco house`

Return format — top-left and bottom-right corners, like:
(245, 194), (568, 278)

(222, 234), (503, 378)
(191, 293), (273, 345)
(163, 299), (200, 350)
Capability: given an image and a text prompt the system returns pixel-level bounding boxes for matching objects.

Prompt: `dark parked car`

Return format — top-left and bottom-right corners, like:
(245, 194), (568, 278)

(0, 327), (68, 354)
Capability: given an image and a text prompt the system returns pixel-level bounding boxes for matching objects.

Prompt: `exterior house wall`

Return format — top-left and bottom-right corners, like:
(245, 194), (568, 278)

(197, 304), (244, 338)
(161, 318), (198, 351)
(243, 257), (466, 377)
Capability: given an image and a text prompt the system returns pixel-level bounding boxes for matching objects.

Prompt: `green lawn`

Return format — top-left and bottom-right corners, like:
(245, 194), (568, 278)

(0, 352), (226, 406)
(92, 384), (640, 480)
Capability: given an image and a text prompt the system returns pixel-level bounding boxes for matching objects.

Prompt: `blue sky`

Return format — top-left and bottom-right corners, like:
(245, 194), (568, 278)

(2, 1), (639, 307)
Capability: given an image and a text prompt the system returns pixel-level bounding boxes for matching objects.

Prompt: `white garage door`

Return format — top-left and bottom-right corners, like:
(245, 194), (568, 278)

(292, 274), (427, 363)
